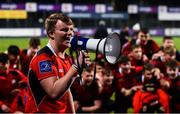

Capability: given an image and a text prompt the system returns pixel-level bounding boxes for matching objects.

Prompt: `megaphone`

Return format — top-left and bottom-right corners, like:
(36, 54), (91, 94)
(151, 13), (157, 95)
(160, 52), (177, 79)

(70, 32), (121, 64)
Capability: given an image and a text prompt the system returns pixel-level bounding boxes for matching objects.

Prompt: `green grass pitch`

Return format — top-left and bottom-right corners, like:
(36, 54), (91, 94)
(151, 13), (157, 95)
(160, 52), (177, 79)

(0, 37), (179, 59)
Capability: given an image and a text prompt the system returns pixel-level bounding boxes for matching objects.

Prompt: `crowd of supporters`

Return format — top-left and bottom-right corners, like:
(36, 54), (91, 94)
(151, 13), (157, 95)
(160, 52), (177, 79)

(0, 27), (179, 113)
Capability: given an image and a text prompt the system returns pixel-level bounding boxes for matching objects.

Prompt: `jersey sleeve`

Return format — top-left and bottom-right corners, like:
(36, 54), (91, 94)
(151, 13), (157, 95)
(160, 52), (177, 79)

(30, 54), (58, 81)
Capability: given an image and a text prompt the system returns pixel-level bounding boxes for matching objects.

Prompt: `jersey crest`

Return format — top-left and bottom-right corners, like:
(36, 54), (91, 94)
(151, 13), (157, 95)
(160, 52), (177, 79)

(39, 61), (52, 73)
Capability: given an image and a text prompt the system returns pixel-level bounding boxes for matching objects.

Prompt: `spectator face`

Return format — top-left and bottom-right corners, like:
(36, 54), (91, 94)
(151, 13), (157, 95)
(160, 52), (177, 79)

(132, 47), (142, 60)
(166, 67), (179, 79)
(144, 70), (153, 81)
(103, 71), (114, 86)
(96, 65), (103, 74)
(161, 47), (176, 62)
(0, 62), (7, 74)
(124, 26), (129, 32)
(28, 46), (40, 57)
(163, 39), (174, 49)
(82, 70), (93, 86)
(138, 32), (150, 45)
(8, 54), (18, 62)
(120, 61), (131, 74)
(95, 73), (104, 88)
(164, 53), (175, 61)
(53, 20), (74, 50)
(123, 26), (129, 37)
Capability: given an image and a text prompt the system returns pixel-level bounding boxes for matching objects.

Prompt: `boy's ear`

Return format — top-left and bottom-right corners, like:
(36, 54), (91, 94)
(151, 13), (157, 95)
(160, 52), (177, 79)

(48, 31), (54, 39)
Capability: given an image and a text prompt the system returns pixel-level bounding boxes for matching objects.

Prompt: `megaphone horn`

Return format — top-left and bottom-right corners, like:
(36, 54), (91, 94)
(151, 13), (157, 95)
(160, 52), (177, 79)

(70, 32), (121, 64)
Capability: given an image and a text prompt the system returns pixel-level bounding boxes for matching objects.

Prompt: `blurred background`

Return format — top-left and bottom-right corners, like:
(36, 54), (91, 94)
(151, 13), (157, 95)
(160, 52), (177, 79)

(0, 0), (180, 37)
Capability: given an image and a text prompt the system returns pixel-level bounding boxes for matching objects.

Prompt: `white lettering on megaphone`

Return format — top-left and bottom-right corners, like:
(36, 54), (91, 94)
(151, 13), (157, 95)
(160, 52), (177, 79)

(77, 41), (83, 45)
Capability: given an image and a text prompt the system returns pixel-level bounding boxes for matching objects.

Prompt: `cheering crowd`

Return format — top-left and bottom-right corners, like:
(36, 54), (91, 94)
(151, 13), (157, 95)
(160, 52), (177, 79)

(0, 13), (179, 113)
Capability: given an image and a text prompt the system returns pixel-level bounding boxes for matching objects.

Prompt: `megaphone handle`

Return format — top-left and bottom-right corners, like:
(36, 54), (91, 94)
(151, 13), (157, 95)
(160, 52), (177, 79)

(93, 38), (104, 82)
(81, 50), (87, 67)
(74, 50), (84, 84)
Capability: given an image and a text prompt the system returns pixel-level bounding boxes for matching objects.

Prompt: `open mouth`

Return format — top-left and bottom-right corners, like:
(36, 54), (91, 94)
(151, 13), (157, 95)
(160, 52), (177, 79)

(64, 36), (70, 42)
(66, 40), (70, 43)
(65, 38), (71, 47)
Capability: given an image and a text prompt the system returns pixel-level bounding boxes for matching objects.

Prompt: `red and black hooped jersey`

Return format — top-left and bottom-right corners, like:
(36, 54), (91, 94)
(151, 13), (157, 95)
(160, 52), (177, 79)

(25, 46), (72, 113)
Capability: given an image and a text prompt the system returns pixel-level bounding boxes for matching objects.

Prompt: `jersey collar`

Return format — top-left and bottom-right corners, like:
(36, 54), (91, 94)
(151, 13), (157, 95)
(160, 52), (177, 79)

(46, 42), (57, 57)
